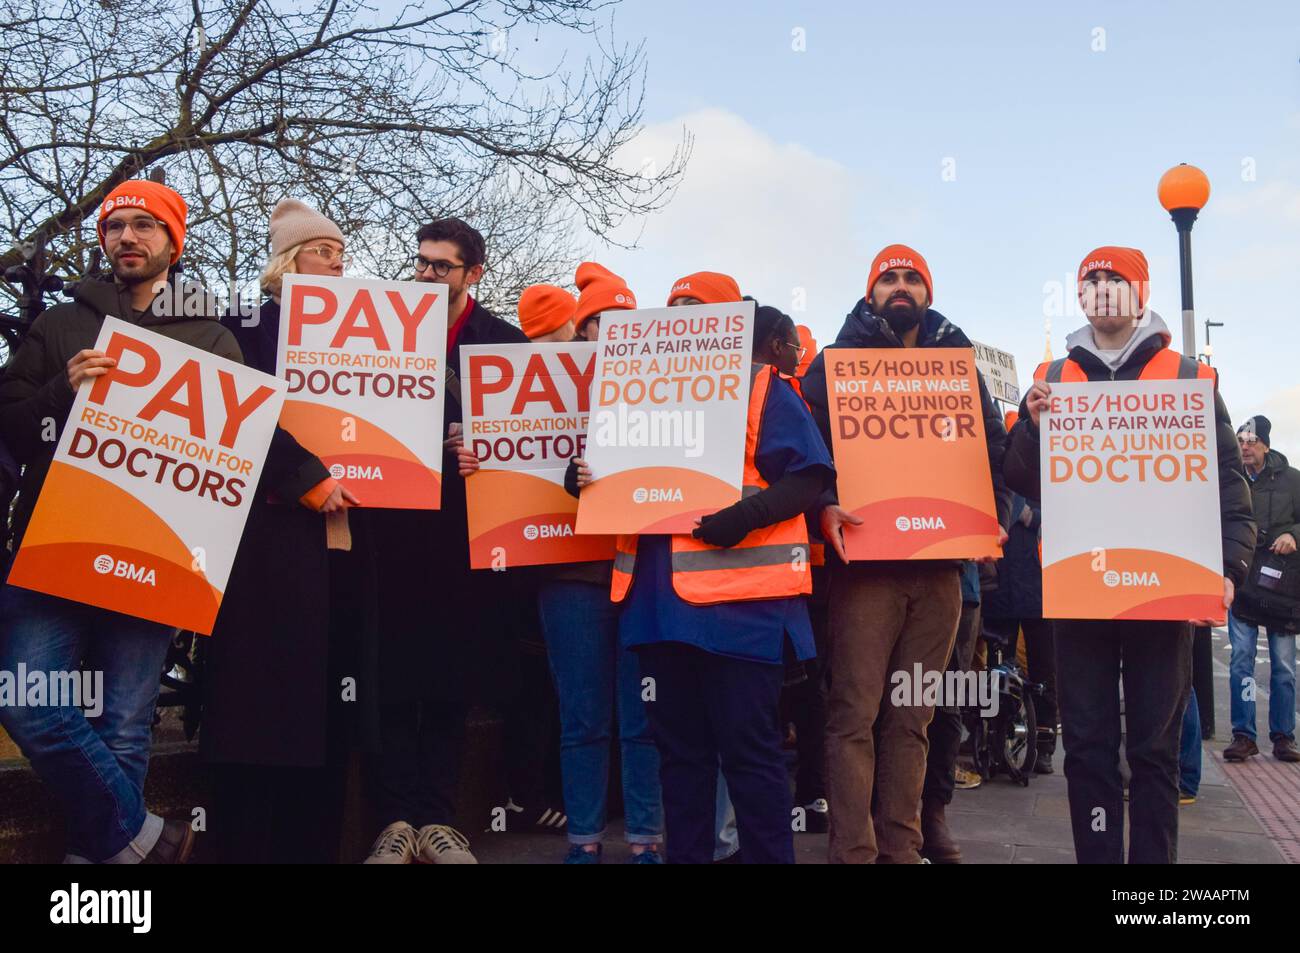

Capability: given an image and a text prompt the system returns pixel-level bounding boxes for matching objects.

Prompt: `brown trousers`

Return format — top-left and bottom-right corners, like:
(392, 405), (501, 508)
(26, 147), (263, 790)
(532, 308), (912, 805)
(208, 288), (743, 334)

(825, 561), (962, 863)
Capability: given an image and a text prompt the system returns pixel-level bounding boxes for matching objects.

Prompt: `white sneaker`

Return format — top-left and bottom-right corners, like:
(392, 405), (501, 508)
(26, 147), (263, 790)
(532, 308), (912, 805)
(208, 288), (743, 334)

(415, 824), (478, 864)
(363, 821), (418, 864)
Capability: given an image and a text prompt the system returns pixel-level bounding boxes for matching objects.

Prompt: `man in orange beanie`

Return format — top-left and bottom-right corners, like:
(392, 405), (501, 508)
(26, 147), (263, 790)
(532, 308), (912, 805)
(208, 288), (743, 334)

(1004, 246), (1255, 864)
(519, 283), (578, 342)
(800, 243), (1011, 864)
(574, 262), (637, 341)
(0, 178), (346, 866)
(666, 271), (741, 308)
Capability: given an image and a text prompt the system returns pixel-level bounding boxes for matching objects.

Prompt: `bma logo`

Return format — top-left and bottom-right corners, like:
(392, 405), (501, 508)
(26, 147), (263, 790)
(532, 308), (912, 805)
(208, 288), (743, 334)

(632, 487), (683, 504)
(1103, 570), (1161, 588)
(523, 523), (573, 541)
(92, 555), (156, 587)
(1081, 259), (1113, 277)
(331, 464), (383, 480)
(880, 257), (914, 272)
(102, 195), (148, 214)
(895, 515), (946, 532)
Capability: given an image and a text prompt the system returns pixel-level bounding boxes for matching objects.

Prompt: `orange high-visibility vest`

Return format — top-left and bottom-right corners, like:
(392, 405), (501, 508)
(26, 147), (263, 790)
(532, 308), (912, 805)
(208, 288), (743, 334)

(1032, 346), (1216, 386)
(610, 364), (812, 606)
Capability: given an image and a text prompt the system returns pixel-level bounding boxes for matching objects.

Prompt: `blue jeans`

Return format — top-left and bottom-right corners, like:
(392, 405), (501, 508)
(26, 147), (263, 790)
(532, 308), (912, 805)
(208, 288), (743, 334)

(1228, 611), (1297, 742)
(1179, 686), (1201, 797)
(538, 580), (663, 845)
(0, 585), (171, 862)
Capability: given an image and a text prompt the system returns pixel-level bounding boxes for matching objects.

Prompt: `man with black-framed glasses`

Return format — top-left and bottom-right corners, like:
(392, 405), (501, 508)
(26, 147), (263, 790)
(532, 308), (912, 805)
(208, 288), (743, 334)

(363, 218), (529, 865)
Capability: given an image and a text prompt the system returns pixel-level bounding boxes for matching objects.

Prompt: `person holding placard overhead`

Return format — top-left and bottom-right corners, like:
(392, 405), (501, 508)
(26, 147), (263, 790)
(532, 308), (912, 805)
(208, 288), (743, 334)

(570, 275), (834, 864)
(800, 244), (1011, 864)
(1004, 246), (1255, 864)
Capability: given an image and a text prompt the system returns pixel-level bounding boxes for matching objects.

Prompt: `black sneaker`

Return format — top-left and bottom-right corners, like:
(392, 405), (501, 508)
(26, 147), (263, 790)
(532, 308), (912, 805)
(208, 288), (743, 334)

(142, 819), (196, 864)
(1034, 750), (1055, 774)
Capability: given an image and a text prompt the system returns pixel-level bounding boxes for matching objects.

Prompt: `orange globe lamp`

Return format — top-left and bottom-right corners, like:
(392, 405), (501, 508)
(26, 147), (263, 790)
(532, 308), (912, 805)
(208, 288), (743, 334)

(1158, 163), (1210, 358)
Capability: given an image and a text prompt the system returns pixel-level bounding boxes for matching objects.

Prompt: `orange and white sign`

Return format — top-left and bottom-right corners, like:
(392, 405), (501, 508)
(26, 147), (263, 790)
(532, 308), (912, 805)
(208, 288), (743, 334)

(462, 342), (615, 568)
(826, 347), (1000, 560)
(1041, 379), (1223, 621)
(8, 318), (284, 634)
(575, 301), (753, 535)
(277, 274), (447, 509)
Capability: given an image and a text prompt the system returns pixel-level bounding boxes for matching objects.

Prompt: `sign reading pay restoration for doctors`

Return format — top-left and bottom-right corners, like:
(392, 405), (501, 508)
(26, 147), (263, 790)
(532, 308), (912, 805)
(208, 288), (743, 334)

(8, 318), (285, 634)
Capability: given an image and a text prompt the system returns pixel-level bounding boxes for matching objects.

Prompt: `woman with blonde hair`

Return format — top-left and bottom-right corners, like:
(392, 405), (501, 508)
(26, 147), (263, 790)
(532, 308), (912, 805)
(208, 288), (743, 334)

(202, 198), (369, 863)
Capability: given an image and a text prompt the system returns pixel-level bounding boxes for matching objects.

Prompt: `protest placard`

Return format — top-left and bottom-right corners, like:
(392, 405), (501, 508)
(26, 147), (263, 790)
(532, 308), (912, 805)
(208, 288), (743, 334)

(1040, 378), (1224, 620)
(971, 339), (1021, 405)
(575, 301), (753, 535)
(277, 274), (447, 509)
(8, 318), (284, 634)
(825, 347), (1001, 560)
(462, 342), (615, 568)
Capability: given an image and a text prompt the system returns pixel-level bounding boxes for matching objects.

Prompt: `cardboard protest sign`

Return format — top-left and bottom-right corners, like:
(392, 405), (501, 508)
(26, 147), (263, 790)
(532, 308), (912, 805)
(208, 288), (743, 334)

(575, 301), (753, 535)
(277, 274), (447, 509)
(8, 318), (284, 634)
(1040, 378), (1224, 621)
(462, 342), (616, 568)
(825, 347), (1001, 560)
(971, 339), (1021, 405)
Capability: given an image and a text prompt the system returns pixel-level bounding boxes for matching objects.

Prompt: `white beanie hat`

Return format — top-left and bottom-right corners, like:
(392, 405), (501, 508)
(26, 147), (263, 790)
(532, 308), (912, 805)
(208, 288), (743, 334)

(269, 198), (344, 256)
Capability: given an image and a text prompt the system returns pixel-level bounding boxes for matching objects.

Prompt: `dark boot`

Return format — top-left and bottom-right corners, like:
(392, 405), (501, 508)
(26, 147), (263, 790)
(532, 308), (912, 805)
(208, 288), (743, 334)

(919, 799), (961, 864)
(1273, 737), (1300, 763)
(1034, 749), (1054, 774)
(142, 819), (196, 864)
(1222, 734), (1259, 762)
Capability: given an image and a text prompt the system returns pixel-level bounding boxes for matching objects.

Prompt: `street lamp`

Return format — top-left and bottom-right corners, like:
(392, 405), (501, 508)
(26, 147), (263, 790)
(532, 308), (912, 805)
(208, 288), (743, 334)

(1157, 163), (1211, 358)
(1159, 162), (1215, 738)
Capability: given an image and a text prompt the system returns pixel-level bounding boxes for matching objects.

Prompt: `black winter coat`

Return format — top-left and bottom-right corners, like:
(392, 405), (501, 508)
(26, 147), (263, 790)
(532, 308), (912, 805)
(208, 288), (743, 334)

(367, 298), (532, 705)
(201, 299), (378, 765)
(1234, 449), (1300, 631)
(1001, 335), (1256, 588)
(800, 300), (1013, 552)
(982, 495), (1043, 620)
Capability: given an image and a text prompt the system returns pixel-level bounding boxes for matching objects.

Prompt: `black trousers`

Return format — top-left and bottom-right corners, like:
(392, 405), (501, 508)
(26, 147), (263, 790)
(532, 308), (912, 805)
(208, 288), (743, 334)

(373, 701), (468, 829)
(789, 573), (829, 805)
(922, 602), (982, 805)
(207, 761), (348, 864)
(1055, 620), (1191, 864)
(637, 642), (793, 864)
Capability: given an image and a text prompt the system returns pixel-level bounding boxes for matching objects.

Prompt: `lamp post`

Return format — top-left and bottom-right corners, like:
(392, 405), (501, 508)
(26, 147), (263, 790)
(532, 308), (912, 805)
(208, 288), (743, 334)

(1158, 162), (1215, 737)
(1158, 163), (1211, 357)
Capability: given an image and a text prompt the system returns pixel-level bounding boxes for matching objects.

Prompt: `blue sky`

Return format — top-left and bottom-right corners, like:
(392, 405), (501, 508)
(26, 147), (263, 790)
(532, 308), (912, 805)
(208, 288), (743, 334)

(557, 1), (1300, 447)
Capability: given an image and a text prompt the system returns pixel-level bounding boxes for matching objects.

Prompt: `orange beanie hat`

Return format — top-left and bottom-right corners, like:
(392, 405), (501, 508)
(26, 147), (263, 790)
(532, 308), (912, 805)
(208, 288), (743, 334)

(795, 324), (817, 377)
(866, 244), (932, 306)
(1004, 409), (1020, 432)
(667, 271), (741, 306)
(574, 262), (637, 328)
(518, 284), (577, 340)
(1077, 246), (1150, 310)
(98, 180), (188, 264)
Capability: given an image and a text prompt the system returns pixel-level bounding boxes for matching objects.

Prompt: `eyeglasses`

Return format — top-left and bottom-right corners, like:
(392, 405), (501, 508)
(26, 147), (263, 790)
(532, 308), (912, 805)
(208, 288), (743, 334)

(1238, 436), (1259, 446)
(412, 255), (468, 278)
(782, 341), (808, 361)
(103, 217), (165, 240)
(302, 244), (347, 264)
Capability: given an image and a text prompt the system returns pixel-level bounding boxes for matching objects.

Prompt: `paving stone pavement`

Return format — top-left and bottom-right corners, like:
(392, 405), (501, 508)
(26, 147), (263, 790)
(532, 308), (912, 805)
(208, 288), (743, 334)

(475, 627), (1297, 865)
